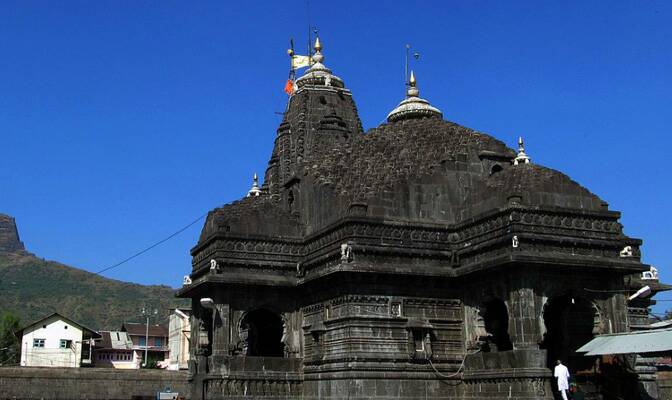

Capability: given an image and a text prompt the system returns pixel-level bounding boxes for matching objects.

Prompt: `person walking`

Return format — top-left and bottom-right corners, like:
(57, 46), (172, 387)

(554, 359), (570, 400)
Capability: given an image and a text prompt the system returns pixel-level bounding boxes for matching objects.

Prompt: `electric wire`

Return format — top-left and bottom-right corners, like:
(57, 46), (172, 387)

(583, 288), (631, 293)
(95, 213), (207, 275)
(428, 349), (481, 380)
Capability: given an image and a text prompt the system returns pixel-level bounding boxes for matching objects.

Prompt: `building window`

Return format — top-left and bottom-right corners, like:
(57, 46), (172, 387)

(412, 330), (425, 352)
(240, 309), (285, 357)
(33, 339), (45, 348)
(154, 337), (162, 347)
(139, 337), (146, 347)
(390, 302), (402, 317)
(482, 298), (513, 352)
(287, 190), (295, 212)
(59, 339), (72, 349)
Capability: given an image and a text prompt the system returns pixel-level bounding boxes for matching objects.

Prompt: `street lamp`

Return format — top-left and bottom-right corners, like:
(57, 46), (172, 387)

(628, 285), (652, 301)
(141, 307), (158, 367)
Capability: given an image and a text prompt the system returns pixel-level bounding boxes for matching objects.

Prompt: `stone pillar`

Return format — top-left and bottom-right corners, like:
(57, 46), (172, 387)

(509, 288), (539, 349)
(213, 304), (230, 356)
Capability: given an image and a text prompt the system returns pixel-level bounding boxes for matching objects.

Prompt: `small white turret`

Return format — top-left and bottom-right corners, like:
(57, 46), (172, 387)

(247, 173), (262, 197)
(295, 37), (345, 89)
(513, 137), (531, 165)
(387, 71), (442, 123)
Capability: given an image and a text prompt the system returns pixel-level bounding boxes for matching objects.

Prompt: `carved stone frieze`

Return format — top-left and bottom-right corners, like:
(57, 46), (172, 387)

(194, 207), (637, 273)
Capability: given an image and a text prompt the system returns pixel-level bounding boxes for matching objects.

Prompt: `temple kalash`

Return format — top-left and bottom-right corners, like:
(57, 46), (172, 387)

(177, 37), (669, 400)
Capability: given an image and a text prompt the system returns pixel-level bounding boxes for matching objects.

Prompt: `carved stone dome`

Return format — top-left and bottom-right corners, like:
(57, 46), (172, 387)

(481, 163), (607, 211)
(387, 71), (442, 122)
(295, 38), (344, 89)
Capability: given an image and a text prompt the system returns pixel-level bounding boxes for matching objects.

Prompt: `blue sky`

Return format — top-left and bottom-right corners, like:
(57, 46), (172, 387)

(1, 1), (670, 314)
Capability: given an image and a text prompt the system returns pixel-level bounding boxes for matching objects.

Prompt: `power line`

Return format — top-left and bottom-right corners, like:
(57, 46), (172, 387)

(95, 213), (208, 275)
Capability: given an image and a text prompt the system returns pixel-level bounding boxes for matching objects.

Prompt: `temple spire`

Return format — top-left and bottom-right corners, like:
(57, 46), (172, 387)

(514, 137), (531, 165)
(295, 36), (344, 89)
(247, 173), (262, 197)
(407, 70), (419, 97)
(387, 71), (442, 122)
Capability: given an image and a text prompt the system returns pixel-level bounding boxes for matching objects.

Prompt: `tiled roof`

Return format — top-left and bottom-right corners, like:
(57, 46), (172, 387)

(96, 331), (133, 350)
(122, 323), (167, 337)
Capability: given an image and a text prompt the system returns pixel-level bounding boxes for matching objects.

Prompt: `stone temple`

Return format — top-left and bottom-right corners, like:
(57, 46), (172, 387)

(178, 39), (666, 399)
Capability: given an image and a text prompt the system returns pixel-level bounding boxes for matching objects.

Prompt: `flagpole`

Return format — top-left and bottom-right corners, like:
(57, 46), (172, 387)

(405, 44), (410, 92)
(307, 0), (312, 58)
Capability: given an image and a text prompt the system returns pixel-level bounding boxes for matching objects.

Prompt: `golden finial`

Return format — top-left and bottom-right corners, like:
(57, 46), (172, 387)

(409, 70), (416, 87)
(314, 37), (322, 52)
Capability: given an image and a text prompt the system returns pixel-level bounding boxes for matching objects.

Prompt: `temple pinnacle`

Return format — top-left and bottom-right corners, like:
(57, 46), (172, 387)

(387, 70), (442, 122)
(247, 173), (262, 197)
(295, 36), (344, 89)
(407, 70), (419, 98)
(312, 37), (324, 64)
(514, 137), (531, 165)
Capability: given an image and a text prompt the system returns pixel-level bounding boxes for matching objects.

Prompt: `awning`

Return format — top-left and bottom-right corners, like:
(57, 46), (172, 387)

(576, 328), (672, 356)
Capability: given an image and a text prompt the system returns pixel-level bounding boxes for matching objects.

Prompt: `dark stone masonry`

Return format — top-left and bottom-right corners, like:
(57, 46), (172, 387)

(177, 40), (666, 399)
(0, 367), (189, 400)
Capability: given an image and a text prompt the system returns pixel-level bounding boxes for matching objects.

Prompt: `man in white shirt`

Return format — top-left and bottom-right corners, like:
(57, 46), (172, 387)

(553, 359), (570, 400)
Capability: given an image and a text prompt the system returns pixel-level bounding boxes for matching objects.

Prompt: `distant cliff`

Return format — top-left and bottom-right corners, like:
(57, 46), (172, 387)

(0, 214), (26, 255)
(0, 214), (186, 329)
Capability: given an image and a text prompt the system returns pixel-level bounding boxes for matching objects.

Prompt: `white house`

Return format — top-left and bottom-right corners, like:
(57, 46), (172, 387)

(19, 313), (100, 368)
(168, 308), (191, 370)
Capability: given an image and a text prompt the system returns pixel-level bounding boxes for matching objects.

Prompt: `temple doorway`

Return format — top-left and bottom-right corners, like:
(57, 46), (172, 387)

(482, 298), (513, 351)
(541, 295), (597, 373)
(241, 309), (285, 357)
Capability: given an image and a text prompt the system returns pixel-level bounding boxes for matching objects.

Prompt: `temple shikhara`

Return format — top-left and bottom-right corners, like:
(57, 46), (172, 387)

(177, 38), (668, 399)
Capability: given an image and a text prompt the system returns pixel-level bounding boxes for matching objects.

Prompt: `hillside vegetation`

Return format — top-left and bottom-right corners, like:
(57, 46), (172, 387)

(0, 253), (187, 330)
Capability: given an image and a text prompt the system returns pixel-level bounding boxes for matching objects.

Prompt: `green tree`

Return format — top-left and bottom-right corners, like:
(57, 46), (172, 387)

(0, 312), (21, 365)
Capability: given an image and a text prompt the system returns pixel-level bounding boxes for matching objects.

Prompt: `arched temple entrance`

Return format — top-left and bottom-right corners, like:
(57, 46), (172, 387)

(240, 309), (285, 357)
(541, 295), (597, 373)
(482, 298), (513, 352)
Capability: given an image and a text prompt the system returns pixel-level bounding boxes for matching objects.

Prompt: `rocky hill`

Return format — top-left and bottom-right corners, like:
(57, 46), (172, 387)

(0, 214), (26, 255)
(0, 214), (186, 330)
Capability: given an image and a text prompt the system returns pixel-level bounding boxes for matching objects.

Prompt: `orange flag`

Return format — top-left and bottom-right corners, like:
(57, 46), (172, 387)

(284, 79), (295, 96)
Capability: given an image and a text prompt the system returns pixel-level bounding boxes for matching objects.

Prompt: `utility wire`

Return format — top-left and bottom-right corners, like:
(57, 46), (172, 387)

(95, 213), (207, 275)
